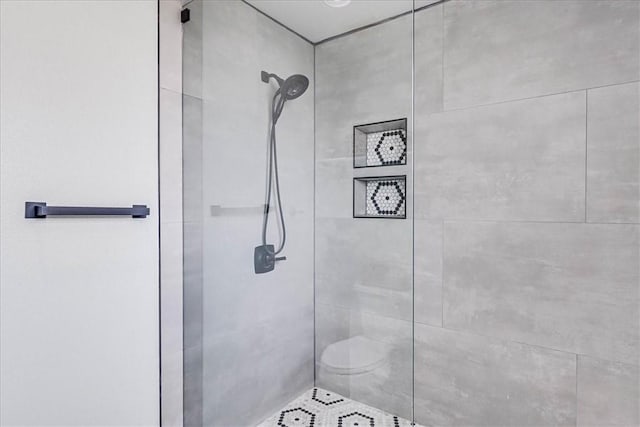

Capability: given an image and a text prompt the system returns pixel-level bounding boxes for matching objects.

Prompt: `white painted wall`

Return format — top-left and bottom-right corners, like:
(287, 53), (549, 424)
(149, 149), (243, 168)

(0, 1), (159, 425)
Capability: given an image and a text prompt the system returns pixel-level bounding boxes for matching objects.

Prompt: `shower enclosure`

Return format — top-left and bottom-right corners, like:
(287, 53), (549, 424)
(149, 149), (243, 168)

(180, 1), (640, 426)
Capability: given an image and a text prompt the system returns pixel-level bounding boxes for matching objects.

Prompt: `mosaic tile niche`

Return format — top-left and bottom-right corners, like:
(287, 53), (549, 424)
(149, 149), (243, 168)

(353, 176), (406, 219)
(354, 118), (407, 168)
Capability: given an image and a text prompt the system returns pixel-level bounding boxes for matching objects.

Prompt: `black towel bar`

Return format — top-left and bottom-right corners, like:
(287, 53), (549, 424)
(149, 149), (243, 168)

(25, 202), (150, 218)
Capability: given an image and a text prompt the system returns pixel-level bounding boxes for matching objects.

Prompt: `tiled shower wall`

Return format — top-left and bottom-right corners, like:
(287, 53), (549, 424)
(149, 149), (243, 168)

(182, 1), (315, 426)
(314, 8), (415, 419)
(315, 1), (639, 426)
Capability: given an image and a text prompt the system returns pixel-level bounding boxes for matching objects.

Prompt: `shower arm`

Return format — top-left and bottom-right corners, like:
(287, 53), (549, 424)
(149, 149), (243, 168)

(261, 71), (284, 86)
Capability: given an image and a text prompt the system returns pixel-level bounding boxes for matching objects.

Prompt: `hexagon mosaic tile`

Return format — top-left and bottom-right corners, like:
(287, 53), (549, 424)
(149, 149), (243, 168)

(366, 179), (406, 217)
(257, 387), (419, 427)
(365, 129), (407, 166)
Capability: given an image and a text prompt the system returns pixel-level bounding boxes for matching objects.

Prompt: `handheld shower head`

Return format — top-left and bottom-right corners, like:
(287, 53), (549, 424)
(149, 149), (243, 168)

(261, 71), (309, 100)
(255, 70), (309, 273)
(281, 74), (309, 100)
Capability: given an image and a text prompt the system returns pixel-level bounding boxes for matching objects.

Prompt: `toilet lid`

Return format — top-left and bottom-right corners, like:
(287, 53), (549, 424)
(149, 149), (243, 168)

(320, 335), (389, 375)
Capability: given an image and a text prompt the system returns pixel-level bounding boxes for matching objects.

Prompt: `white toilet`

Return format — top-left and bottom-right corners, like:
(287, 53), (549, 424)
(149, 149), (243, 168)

(318, 335), (390, 394)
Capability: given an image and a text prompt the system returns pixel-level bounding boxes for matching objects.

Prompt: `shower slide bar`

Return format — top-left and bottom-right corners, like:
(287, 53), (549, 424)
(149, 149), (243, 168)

(24, 202), (150, 218)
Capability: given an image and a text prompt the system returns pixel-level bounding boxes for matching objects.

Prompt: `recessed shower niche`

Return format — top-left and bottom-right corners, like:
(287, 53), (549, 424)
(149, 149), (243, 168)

(353, 118), (407, 168)
(353, 175), (406, 219)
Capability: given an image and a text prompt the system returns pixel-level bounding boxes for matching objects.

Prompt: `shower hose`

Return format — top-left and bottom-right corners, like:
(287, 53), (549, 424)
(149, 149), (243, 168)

(261, 89), (288, 255)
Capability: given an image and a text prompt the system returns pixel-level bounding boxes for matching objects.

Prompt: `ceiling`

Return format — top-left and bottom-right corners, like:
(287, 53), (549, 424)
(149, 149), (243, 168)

(245, 0), (439, 44)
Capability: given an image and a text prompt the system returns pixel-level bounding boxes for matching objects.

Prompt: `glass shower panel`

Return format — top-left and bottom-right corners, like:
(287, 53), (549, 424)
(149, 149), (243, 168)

(313, 1), (415, 420)
(183, 0), (416, 425)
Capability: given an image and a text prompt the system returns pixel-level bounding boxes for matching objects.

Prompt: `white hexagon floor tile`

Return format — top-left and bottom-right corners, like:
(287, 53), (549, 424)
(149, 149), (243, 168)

(257, 387), (419, 427)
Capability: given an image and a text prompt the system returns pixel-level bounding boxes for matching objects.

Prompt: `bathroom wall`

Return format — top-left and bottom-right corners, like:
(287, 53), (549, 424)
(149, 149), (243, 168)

(314, 8), (415, 419)
(0, 1), (159, 425)
(315, 1), (639, 425)
(181, 1), (315, 426)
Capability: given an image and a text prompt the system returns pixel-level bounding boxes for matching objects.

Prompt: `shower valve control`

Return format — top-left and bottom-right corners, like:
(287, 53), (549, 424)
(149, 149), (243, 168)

(254, 244), (286, 274)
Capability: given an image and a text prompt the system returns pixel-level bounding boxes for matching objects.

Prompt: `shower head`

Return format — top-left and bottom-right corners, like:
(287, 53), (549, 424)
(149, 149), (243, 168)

(281, 74), (309, 100)
(261, 71), (309, 100)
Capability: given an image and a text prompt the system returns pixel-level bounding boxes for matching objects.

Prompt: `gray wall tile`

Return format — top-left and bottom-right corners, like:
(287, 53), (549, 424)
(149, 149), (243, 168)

(315, 218), (412, 322)
(415, 92), (586, 221)
(443, 0), (640, 110)
(201, 214), (313, 335)
(443, 221), (640, 365)
(314, 12), (416, 419)
(315, 13), (413, 161)
(314, 304), (413, 419)
(587, 82), (640, 224)
(577, 356), (639, 426)
(414, 219), (443, 327)
(202, 309), (314, 427)
(414, 324), (577, 426)
(182, 222), (202, 351)
(183, 343), (202, 427)
(182, 95), (203, 224)
(414, 4), (444, 116)
(185, 2), (316, 426)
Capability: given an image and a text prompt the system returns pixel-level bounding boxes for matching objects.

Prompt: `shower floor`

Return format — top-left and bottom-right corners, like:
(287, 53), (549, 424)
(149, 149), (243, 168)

(257, 387), (417, 427)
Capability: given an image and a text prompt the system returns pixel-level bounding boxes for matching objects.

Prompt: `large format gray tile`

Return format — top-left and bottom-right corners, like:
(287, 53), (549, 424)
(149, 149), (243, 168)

(414, 324), (577, 426)
(185, 4), (316, 426)
(315, 13), (412, 160)
(183, 343), (202, 427)
(201, 213), (313, 335)
(443, 0), (640, 110)
(182, 221), (202, 351)
(577, 356), (639, 427)
(202, 309), (314, 427)
(200, 0), (313, 105)
(414, 219), (443, 327)
(587, 82), (640, 224)
(415, 92), (586, 221)
(182, 94), (202, 224)
(414, 4), (444, 116)
(315, 218), (412, 322)
(314, 304), (413, 419)
(443, 221), (640, 365)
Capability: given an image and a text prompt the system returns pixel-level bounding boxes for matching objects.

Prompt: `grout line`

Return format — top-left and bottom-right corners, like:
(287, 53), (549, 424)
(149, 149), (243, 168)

(441, 219), (445, 328)
(423, 322), (588, 359)
(575, 353), (579, 426)
(318, 301), (637, 366)
(240, 0), (314, 45)
(441, 1), (445, 111)
(433, 218), (639, 226)
(584, 90), (589, 223)
(410, 3), (416, 423)
(440, 79), (640, 115)
(312, 44), (317, 387)
(316, 0), (448, 45)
